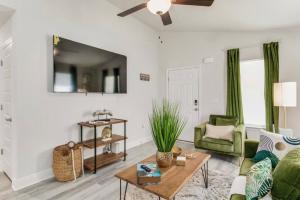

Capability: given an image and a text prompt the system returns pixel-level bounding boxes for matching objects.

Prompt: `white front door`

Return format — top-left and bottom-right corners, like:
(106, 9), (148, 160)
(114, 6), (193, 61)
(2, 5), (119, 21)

(0, 39), (13, 179)
(167, 67), (200, 142)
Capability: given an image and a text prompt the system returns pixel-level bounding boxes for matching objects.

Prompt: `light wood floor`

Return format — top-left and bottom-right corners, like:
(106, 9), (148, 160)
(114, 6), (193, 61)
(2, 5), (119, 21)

(0, 141), (239, 200)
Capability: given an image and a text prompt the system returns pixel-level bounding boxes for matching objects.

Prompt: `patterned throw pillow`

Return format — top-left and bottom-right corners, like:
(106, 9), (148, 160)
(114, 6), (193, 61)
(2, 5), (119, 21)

(252, 130), (300, 167)
(245, 158), (273, 200)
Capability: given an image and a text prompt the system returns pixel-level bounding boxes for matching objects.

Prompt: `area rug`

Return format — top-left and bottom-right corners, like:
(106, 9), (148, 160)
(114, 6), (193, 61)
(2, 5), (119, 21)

(125, 169), (236, 200)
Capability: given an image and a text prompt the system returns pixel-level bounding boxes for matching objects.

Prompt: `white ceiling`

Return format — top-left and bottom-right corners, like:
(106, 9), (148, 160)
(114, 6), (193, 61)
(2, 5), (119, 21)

(0, 5), (13, 27)
(107, 0), (300, 32)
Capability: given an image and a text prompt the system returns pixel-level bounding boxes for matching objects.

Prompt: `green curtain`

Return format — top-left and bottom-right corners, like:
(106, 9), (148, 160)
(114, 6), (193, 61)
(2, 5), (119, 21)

(264, 42), (279, 133)
(226, 49), (244, 124)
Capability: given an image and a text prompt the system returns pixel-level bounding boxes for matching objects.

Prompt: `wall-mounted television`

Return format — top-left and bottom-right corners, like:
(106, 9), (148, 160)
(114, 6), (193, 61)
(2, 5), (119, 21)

(53, 36), (127, 93)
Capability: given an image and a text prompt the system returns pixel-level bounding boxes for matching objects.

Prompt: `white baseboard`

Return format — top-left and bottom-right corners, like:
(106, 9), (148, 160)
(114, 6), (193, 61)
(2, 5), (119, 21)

(127, 136), (152, 149)
(12, 168), (53, 191)
(11, 136), (153, 191)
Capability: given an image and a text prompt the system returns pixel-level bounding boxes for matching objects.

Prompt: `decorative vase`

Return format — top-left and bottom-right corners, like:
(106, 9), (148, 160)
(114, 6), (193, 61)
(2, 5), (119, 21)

(156, 151), (173, 168)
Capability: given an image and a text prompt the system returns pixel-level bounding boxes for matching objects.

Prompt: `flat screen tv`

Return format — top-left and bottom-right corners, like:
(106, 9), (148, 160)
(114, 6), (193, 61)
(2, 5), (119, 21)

(53, 36), (127, 93)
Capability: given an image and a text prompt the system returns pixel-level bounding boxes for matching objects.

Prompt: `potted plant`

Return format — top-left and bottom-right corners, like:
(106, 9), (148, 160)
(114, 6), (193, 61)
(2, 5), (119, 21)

(149, 100), (186, 168)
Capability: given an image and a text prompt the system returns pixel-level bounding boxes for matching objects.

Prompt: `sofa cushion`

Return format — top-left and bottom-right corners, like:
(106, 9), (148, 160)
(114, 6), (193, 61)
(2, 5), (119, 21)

(230, 194), (246, 200)
(216, 117), (238, 127)
(209, 114), (238, 126)
(240, 158), (255, 176)
(205, 124), (234, 141)
(245, 158), (273, 200)
(202, 137), (233, 145)
(200, 138), (234, 153)
(271, 148), (300, 200)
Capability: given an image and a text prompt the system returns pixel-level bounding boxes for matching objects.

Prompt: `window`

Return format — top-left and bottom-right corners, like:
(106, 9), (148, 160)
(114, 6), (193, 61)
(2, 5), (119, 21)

(240, 59), (265, 127)
(54, 72), (74, 92)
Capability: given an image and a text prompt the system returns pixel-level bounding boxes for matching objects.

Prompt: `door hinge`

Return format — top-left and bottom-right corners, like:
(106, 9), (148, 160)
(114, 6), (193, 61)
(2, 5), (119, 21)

(0, 104), (3, 111)
(0, 60), (3, 67)
(1, 149), (3, 155)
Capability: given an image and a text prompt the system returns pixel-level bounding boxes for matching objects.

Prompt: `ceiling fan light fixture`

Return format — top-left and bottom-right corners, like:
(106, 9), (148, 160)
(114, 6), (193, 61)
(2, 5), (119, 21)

(147, 0), (171, 15)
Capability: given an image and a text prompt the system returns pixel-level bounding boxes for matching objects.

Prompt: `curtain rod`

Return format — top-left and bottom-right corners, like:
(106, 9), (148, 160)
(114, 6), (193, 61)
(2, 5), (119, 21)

(222, 39), (282, 52)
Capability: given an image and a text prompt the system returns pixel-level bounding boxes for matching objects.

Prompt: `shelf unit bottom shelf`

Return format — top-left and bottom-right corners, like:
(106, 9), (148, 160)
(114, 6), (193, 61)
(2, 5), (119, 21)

(84, 152), (126, 171)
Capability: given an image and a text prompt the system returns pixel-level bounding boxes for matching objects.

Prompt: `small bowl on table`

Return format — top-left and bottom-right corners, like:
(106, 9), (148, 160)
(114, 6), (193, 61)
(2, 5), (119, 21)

(172, 146), (182, 159)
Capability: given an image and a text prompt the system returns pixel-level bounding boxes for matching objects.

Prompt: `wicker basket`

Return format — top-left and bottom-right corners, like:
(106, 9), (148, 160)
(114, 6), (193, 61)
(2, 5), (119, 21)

(53, 142), (83, 182)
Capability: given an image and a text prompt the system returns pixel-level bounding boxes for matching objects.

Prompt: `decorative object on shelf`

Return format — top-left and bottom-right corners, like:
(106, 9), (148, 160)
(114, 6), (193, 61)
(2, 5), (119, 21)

(101, 127), (113, 154)
(172, 146), (182, 158)
(176, 156), (186, 166)
(137, 163), (161, 185)
(93, 109), (113, 121)
(101, 127), (112, 141)
(273, 82), (297, 128)
(52, 141), (84, 182)
(149, 99), (186, 168)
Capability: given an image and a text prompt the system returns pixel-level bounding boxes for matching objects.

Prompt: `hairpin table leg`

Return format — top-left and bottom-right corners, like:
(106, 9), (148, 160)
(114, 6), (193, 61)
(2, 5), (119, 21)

(119, 179), (122, 200)
(201, 161), (209, 188)
(124, 182), (128, 200)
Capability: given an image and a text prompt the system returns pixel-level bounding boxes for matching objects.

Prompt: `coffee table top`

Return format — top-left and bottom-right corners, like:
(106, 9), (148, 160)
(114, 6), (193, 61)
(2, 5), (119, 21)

(115, 151), (211, 200)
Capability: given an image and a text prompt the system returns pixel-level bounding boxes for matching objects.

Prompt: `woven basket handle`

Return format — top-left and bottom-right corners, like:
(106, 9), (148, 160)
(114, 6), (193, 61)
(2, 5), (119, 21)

(67, 141), (76, 149)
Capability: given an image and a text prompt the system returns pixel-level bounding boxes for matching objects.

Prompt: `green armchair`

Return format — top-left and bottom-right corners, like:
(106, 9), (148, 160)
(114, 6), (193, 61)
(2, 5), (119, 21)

(194, 115), (246, 157)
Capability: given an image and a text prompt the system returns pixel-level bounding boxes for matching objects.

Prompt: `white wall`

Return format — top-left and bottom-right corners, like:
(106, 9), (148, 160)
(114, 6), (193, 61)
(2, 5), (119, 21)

(10, 0), (161, 190)
(160, 28), (300, 136)
(0, 0), (17, 9)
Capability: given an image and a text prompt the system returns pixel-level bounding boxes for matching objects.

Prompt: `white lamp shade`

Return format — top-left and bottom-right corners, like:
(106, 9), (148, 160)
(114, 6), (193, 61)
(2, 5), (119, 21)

(274, 82), (297, 107)
(147, 0), (171, 15)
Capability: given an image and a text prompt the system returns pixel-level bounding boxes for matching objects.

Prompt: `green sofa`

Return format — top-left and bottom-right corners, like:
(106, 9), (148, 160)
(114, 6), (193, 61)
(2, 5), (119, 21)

(194, 115), (246, 157)
(230, 140), (300, 200)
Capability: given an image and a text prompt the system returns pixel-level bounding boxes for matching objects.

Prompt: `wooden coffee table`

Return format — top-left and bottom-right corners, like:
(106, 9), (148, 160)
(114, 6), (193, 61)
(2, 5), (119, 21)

(115, 151), (211, 200)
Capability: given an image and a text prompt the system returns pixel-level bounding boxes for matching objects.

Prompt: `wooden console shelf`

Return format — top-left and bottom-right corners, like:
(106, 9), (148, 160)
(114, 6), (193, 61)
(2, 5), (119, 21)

(84, 152), (127, 171)
(82, 134), (127, 149)
(78, 118), (127, 127)
(78, 118), (127, 174)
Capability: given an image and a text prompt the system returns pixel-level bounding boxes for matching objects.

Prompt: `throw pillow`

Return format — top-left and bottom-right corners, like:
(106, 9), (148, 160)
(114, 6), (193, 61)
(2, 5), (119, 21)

(245, 158), (273, 200)
(252, 150), (279, 168)
(254, 130), (300, 163)
(205, 124), (234, 141)
(216, 117), (238, 127)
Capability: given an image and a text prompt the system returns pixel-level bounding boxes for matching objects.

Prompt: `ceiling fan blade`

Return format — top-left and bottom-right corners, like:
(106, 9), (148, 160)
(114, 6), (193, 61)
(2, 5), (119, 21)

(160, 12), (172, 26)
(117, 3), (147, 17)
(172, 0), (214, 6)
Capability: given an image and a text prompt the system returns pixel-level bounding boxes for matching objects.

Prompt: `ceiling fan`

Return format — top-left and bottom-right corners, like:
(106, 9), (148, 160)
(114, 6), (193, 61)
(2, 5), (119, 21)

(117, 0), (214, 26)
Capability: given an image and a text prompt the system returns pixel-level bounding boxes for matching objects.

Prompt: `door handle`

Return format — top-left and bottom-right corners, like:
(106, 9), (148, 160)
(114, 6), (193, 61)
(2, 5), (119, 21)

(194, 99), (198, 106)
